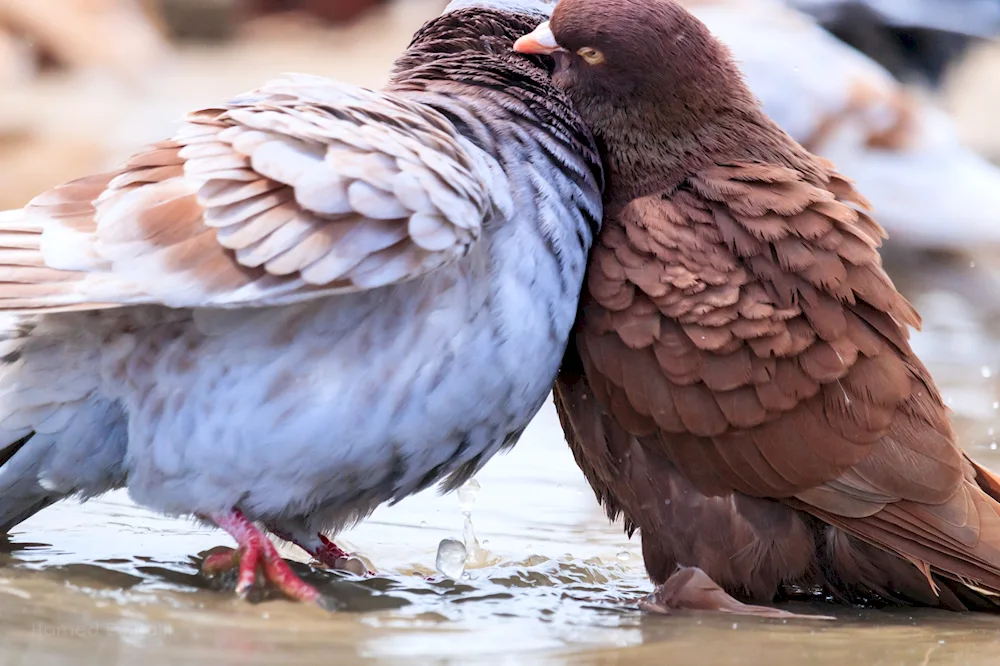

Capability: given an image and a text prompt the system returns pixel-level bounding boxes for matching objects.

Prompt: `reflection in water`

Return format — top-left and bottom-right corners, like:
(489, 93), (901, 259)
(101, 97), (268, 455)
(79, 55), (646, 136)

(2, 253), (1000, 663)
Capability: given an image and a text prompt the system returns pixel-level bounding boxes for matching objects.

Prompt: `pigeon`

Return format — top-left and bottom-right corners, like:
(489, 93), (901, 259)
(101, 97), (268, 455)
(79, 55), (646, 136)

(0, 0), (601, 603)
(516, 0), (1000, 614)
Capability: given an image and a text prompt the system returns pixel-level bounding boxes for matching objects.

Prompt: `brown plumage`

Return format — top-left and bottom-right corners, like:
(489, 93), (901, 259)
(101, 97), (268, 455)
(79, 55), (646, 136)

(515, 0), (1000, 613)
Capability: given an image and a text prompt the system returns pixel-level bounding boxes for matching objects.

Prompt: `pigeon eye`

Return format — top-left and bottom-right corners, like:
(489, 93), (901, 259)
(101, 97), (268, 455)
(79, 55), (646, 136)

(576, 47), (605, 65)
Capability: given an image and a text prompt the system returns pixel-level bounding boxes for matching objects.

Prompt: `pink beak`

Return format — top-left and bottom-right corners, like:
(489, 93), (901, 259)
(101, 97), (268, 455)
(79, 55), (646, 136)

(513, 21), (565, 55)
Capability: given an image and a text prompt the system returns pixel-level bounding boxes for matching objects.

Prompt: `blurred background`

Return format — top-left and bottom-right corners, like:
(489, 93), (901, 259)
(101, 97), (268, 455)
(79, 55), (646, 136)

(3, 2), (1000, 663)
(0, 0), (456, 210)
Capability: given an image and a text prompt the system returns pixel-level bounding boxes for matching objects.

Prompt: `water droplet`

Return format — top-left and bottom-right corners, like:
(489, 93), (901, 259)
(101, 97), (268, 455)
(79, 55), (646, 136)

(463, 511), (490, 567)
(616, 551), (631, 562)
(435, 538), (467, 579)
(983, 366), (993, 378)
(989, 428), (995, 436)
(991, 442), (997, 451)
(663, 499), (672, 506)
(458, 478), (481, 514)
(732, 623), (739, 630)
(971, 260), (977, 268)
(993, 402), (998, 410)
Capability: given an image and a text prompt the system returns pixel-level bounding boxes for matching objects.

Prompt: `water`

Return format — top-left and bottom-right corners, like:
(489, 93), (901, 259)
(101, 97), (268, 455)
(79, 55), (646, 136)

(434, 539), (468, 579)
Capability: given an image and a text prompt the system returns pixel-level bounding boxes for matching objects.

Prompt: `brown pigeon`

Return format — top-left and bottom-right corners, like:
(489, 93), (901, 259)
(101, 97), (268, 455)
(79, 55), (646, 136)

(515, 0), (1000, 614)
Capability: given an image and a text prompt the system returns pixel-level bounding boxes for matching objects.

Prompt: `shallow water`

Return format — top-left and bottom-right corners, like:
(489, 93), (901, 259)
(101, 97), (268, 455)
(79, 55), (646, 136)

(2, 264), (1000, 665)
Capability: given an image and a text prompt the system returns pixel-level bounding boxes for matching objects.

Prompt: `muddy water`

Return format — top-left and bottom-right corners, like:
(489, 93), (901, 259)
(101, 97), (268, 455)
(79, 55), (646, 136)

(3, 2), (1000, 664)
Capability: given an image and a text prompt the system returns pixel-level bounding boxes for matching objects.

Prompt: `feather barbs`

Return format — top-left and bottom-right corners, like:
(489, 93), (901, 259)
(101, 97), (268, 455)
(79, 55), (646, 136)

(0, 75), (497, 312)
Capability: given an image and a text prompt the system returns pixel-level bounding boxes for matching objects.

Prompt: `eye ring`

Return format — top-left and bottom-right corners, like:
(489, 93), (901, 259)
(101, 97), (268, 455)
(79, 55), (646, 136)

(576, 47), (605, 65)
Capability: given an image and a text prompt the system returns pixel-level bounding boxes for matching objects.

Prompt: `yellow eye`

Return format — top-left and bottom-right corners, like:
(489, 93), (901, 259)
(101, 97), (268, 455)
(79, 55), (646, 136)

(576, 47), (605, 65)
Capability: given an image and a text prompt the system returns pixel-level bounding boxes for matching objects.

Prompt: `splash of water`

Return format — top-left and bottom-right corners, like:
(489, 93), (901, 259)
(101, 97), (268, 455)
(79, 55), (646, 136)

(457, 479), (481, 513)
(435, 538), (467, 579)
(457, 479), (495, 568)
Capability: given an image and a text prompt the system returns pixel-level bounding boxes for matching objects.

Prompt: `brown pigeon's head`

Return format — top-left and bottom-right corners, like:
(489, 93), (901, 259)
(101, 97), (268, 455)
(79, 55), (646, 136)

(513, 0), (767, 204)
(513, 0), (753, 125)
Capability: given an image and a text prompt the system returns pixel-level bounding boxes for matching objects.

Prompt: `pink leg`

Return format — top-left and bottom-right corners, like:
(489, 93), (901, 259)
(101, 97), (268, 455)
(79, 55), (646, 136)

(314, 534), (353, 564)
(209, 510), (320, 603)
(269, 526), (374, 576)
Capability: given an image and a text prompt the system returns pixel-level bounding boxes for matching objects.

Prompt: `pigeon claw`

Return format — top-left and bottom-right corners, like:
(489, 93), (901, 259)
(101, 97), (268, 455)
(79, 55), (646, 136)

(210, 509), (321, 604)
(639, 566), (834, 620)
(313, 533), (352, 563)
(201, 547), (240, 575)
(269, 526), (375, 576)
(313, 533), (375, 576)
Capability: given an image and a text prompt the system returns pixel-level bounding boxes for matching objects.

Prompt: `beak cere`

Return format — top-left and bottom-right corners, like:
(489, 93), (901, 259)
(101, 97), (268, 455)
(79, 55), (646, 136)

(513, 21), (564, 55)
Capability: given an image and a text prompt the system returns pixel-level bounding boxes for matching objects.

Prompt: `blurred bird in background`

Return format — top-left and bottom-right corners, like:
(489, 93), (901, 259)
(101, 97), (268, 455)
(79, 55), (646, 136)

(791, 0), (1000, 86)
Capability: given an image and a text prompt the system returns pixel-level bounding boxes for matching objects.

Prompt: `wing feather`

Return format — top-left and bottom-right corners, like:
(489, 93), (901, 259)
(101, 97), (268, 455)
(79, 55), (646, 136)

(0, 74), (496, 312)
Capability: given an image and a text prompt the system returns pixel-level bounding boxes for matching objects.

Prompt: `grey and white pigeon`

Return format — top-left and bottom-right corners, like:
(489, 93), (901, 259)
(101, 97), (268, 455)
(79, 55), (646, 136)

(0, 0), (601, 603)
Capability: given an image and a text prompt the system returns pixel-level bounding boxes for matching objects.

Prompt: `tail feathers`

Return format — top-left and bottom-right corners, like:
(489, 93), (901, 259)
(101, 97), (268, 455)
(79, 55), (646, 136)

(805, 476), (1000, 604)
(0, 431), (64, 533)
(822, 528), (1000, 611)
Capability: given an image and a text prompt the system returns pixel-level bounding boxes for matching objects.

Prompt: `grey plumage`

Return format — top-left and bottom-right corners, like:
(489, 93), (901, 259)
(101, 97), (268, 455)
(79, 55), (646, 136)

(0, 1), (601, 566)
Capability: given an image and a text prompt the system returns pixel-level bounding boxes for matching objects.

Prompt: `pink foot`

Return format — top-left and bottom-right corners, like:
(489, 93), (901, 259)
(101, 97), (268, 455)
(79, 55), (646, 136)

(314, 533), (353, 565)
(269, 527), (374, 576)
(207, 510), (320, 603)
(639, 567), (834, 620)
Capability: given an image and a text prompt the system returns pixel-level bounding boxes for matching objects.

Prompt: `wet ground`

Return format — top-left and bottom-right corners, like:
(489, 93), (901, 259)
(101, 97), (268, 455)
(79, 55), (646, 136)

(4, 1), (1000, 664)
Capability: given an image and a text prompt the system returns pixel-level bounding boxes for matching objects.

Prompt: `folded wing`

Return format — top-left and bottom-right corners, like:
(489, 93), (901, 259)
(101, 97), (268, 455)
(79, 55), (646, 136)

(575, 156), (1000, 593)
(0, 74), (497, 312)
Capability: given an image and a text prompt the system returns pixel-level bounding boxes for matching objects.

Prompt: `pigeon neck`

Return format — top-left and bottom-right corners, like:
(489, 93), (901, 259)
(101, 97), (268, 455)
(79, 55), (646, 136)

(594, 102), (818, 210)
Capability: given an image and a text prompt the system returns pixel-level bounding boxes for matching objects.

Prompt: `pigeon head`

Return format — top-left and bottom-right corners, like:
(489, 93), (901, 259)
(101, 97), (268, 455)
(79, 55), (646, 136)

(513, 0), (769, 205)
(514, 0), (752, 121)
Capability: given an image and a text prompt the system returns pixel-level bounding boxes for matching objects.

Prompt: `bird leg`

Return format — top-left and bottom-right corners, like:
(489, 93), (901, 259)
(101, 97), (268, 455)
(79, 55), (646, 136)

(638, 567), (834, 620)
(268, 525), (374, 576)
(204, 509), (321, 603)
